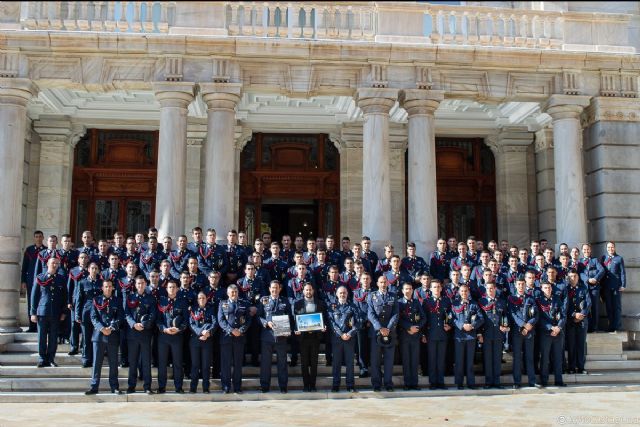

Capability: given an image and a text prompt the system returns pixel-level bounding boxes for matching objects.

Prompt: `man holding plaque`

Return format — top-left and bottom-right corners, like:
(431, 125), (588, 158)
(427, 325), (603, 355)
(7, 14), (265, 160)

(566, 269), (591, 375)
(258, 280), (292, 393)
(367, 275), (399, 392)
(328, 286), (360, 392)
(293, 283), (327, 392)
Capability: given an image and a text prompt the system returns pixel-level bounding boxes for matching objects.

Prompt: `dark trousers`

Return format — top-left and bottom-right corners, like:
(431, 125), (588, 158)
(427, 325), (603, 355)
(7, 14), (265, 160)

(289, 334), (299, 365)
(190, 337), (213, 392)
(445, 333), (455, 375)
(119, 324), (129, 364)
(512, 333), (536, 385)
(80, 310), (94, 364)
(69, 316), (81, 351)
(370, 337), (395, 388)
(37, 316), (59, 364)
(128, 335), (152, 390)
(324, 331), (333, 365)
(332, 336), (355, 388)
(587, 286), (600, 332)
(400, 335), (420, 388)
(182, 330), (192, 374)
(151, 328), (159, 367)
(482, 338), (502, 386)
(419, 337), (428, 376)
(299, 335), (320, 388)
(540, 332), (564, 385)
(602, 287), (622, 332)
(157, 333), (184, 390)
(356, 327), (371, 372)
(260, 339), (288, 389)
(454, 339), (476, 386)
(428, 339), (447, 386)
(246, 322), (260, 364)
(26, 282), (37, 331)
(220, 335), (246, 392)
(566, 322), (587, 371)
(90, 340), (119, 391)
(211, 330), (221, 379)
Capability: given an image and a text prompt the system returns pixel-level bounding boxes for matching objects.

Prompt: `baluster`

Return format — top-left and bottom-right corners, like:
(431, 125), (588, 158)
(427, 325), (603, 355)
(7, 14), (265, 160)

(503, 14), (514, 46)
(287, 6), (295, 39)
(478, 12), (490, 45)
(550, 16), (563, 49)
(227, 3), (238, 35)
(319, 5), (329, 39)
(333, 6), (342, 39)
(490, 13), (502, 45)
(454, 12), (464, 44)
(428, 10), (440, 44)
(514, 13), (526, 47)
(142, 2), (154, 33)
(301, 6), (311, 38)
(466, 11), (478, 44)
(441, 10), (452, 43)
(238, 4), (247, 36)
(76, 1), (89, 31)
(63, 1), (77, 31)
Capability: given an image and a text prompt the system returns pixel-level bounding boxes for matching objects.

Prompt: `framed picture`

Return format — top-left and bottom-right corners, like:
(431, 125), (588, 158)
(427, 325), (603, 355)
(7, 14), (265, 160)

(271, 314), (291, 337)
(295, 313), (324, 332)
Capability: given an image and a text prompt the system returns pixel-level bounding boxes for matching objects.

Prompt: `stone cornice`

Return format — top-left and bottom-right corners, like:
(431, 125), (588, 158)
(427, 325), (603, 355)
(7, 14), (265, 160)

(582, 96), (640, 127)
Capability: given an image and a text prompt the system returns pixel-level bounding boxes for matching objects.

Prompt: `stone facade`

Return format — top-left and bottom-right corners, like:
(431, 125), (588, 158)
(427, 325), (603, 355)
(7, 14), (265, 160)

(0, 2), (638, 338)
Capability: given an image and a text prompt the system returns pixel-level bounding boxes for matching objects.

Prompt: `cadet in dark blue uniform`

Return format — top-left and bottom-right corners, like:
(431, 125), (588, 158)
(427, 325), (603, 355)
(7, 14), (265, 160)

(202, 270), (225, 379)
(30, 257), (67, 367)
(398, 282), (426, 390)
(85, 280), (122, 394)
(124, 276), (156, 394)
(536, 282), (568, 387)
(224, 230), (247, 285)
(218, 284), (253, 393)
(197, 228), (229, 277)
(263, 242), (289, 284)
(328, 286), (360, 392)
(451, 284), (484, 389)
(156, 281), (189, 393)
(168, 235), (193, 279)
(74, 263), (102, 367)
(67, 252), (89, 355)
(423, 279), (452, 389)
(138, 237), (164, 280)
(21, 230), (45, 332)
(293, 283), (327, 392)
(429, 239), (449, 283)
(353, 272), (373, 378)
(367, 275), (399, 391)
(237, 262), (265, 366)
(578, 243), (605, 332)
(566, 269), (591, 374)
(401, 242), (429, 287)
(601, 241), (626, 333)
(508, 277), (538, 388)
(189, 291), (217, 393)
(360, 236), (379, 274)
(258, 280), (292, 393)
(477, 282), (509, 389)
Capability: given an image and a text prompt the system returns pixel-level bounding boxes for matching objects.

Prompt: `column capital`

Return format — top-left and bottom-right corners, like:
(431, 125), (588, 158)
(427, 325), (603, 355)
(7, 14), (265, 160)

(152, 81), (195, 109)
(543, 94), (591, 121)
(356, 87), (398, 115)
(34, 118), (87, 147)
(199, 82), (242, 111)
(399, 89), (444, 117)
(0, 78), (36, 107)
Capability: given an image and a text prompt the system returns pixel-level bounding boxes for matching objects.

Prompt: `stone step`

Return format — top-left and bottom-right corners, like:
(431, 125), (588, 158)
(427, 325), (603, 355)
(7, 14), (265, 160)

(586, 354), (627, 361)
(1, 371), (639, 392)
(584, 360), (640, 370)
(625, 350), (640, 360)
(2, 383), (640, 403)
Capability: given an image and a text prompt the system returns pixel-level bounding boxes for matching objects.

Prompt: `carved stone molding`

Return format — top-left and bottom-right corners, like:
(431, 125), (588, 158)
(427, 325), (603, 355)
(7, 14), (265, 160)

(583, 96), (640, 127)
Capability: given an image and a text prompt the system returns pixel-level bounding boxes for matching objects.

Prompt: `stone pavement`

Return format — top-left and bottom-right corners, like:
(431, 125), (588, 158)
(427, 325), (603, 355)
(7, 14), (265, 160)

(0, 390), (639, 427)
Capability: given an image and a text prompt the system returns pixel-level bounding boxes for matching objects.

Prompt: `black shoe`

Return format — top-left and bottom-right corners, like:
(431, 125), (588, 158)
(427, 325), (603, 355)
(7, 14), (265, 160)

(289, 359), (298, 367)
(261, 387), (269, 393)
(120, 362), (129, 368)
(540, 383), (547, 388)
(494, 385), (504, 390)
(483, 385), (492, 389)
(111, 389), (123, 394)
(189, 389), (196, 394)
(577, 369), (588, 375)
(27, 328), (37, 333)
(49, 361), (58, 367)
(331, 386), (339, 393)
(280, 388), (287, 394)
(126, 387), (136, 394)
(429, 384), (438, 390)
(310, 386), (317, 392)
(84, 389), (98, 395)
(438, 384), (447, 390)
(347, 387), (357, 393)
(373, 387), (381, 392)
(82, 362), (92, 368)
(157, 388), (166, 394)
(36, 362), (45, 368)
(385, 386), (394, 392)
(567, 369), (575, 374)
(467, 385), (476, 390)
(234, 389), (243, 394)
(513, 384), (521, 389)
(144, 389), (154, 395)
(411, 386), (421, 391)
(555, 382), (567, 387)
(203, 388), (210, 394)
(457, 385), (464, 390)
(68, 349), (79, 356)
(303, 386), (310, 392)
(175, 388), (185, 394)
(222, 388), (231, 394)
(403, 386), (410, 391)
(527, 383), (536, 388)
(359, 370), (370, 378)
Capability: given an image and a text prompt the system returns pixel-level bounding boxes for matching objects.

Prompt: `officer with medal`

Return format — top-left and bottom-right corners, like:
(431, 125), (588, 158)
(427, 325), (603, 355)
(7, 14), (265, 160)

(156, 281), (189, 393)
(566, 268), (591, 375)
(124, 276), (156, 394)
(508, 276), (539, 388)
(85, 280), (123, 395)
(189, 291), (217, 393)
(218, 284), (253, 394)
(477, 282), (509, 389)
(258, 280), (293, 393)
(423, 279), (452, 390)
(367, 275), (399, 392)
(398, 282), (426, 390)
(536, 281), (568, 387)
(451, 284), (484, 389)
(327, 285), (360, 392)
(31, 257), (68, 368)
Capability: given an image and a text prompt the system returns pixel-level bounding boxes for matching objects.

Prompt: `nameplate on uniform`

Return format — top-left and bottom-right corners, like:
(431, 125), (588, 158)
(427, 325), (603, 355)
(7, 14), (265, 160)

(295, 313), (324, 333)
(271, 315), (291, 337)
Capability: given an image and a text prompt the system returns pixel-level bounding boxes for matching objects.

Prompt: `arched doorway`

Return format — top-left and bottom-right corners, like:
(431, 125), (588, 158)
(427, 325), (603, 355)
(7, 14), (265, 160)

(239, 133), (340, 243)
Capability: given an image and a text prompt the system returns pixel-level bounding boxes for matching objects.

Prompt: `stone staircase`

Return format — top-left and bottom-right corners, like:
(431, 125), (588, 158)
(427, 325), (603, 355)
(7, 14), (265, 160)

(0, 329), (638, 402)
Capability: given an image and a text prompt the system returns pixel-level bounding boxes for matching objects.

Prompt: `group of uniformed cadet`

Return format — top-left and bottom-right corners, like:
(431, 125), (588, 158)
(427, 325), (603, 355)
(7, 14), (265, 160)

(23, 228), (627, 394)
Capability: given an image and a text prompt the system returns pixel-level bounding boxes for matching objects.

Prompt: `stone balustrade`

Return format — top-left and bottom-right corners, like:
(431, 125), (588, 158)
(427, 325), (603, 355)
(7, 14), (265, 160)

(20, 1), (176, 33)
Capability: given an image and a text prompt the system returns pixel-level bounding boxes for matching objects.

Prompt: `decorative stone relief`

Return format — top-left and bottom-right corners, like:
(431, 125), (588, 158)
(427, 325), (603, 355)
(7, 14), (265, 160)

(213, 58), (231, 83)
(28, 56), (83, 83)
(0, 52), (18, 78)
(560, 70), (581, 95)
(582, 97), (640, 127)
(415, 66), (433, 90)
(164, 56), (183, 82)
(438, 70), (490, 99)
(100, 58), (155, 88)
(506, 72), (555, 98)
(369, 64), (388, 88)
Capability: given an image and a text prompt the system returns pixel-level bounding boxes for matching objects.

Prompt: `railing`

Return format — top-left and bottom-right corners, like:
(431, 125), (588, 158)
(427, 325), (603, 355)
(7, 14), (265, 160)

(224, 2), (376, 40)
(422, 5), (564, 49)
(20, 1), (176, 33)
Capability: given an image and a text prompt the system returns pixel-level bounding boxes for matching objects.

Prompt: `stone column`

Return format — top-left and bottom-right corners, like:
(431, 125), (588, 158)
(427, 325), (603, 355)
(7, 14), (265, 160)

(400, 89), (443, 256)
(199, 83), (242, 243)
(152, 82), (195, 239)
(534, 126), (556, 243)
(489, 126), (535, 248)
(544, 94), (591, 248)
(0, 78), (35, 332)
(356, 88), (398, 252)
(34, 119), (86, 237)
